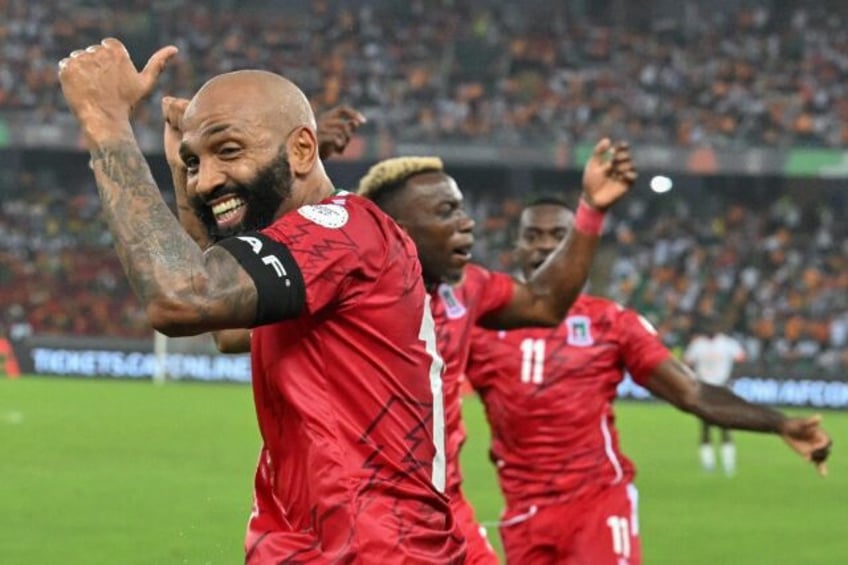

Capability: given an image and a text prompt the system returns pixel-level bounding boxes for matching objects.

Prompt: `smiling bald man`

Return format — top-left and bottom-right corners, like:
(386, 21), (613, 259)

(58, 39), (465, 564)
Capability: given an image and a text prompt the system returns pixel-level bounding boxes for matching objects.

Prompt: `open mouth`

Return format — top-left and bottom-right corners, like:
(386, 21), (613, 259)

(531, 254), (552, 270)
(451, 244), (473, 262)
(211, 195), (247, 229)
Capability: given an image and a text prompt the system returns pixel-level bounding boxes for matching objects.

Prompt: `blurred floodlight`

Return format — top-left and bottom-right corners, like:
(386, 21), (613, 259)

(650, 175), (673, 193)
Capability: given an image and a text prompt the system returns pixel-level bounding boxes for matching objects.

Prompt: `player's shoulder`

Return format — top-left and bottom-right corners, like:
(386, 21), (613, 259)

(576, 295), (659, 335)
(292, 191), (380, 228)
(280, 191), (403, 245)
(457, 263), (508, 291)
(462, 263), (492, 282)
(264, 191), (409, 269)
(342, 191), (393, 220)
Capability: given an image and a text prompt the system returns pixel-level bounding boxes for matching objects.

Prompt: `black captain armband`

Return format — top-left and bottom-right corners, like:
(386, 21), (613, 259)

(214, 232), (306, 326)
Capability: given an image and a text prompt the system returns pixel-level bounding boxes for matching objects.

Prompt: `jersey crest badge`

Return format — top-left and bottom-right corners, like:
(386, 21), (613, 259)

(297, 203), (349, 229)
(566, 315), (594, 346)
(437, 283), (467, 319)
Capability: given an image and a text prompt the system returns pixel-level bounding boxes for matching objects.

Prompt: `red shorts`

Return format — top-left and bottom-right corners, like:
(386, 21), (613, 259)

(499, 483), (641, 565)
(246, 499), (467, 564)
(246, 529), (327, 564)
(451, 490), (500, 564)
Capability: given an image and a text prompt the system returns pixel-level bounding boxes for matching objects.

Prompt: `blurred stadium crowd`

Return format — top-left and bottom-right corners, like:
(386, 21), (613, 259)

(476, 187), (847, 377)
(3, 0), (848, 147)
(1, 0), (846, 378)
(0, 171), (146, 339)
(1, 168), (845, 377)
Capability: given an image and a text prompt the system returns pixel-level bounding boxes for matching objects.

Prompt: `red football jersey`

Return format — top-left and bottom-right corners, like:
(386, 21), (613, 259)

(246, 193), (464, 563)
(466, 294), (670, 511)
(429, 264), (514, 497)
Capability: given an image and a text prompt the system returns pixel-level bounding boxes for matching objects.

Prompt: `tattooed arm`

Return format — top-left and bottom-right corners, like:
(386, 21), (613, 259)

(90, 137), (258, 335)
(645, 357), (833, 475)
(58, 40), (259, 336)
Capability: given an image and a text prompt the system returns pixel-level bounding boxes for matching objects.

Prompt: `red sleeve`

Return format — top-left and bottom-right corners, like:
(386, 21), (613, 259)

(261, 198), (384, 315)
(617, 308), (671, 386)
(472, 266), (515, 321)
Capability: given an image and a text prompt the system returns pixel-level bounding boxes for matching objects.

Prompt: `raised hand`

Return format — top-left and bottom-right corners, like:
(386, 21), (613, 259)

(58, 38), (178, 140)
(780, 414), (833, 477)
(160, 96), (211, 250)
(581, 139), (637, 211)
(316, 105), (366, 160)
(161, 96), (190, 169)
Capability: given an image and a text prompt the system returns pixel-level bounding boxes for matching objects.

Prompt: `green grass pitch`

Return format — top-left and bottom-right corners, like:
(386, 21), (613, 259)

(1, 377), (845, 564)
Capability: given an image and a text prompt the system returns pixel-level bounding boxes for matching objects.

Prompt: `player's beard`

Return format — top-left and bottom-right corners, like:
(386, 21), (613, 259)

(191, 148), (293, 243)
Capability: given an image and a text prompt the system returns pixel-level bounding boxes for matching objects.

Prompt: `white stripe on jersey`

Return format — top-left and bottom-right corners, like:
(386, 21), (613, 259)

(627, 483), (640, 535)
(601, 413), (624, 484)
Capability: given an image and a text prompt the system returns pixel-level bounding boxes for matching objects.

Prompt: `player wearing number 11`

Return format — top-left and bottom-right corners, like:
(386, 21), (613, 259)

(466, 197), (833, 565)
(357, 143), (636, 564)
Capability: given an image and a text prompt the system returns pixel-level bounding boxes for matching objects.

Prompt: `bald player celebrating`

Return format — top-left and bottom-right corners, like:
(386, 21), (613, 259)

(161, 99), (367, 352)
(58, 39), (465, 563)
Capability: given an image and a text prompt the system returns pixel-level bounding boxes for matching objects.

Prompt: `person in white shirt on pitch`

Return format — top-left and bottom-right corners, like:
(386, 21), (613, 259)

(684, 318), (748, 475)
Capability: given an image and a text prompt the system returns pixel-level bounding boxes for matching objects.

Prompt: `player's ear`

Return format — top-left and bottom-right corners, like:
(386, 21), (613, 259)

(287, 126), (318, 176)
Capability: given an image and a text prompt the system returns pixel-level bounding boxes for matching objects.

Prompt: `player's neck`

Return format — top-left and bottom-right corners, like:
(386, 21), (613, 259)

(280, 177), (336, 216)
(424, 277), (441, 293)
(424, 272), (466, 293)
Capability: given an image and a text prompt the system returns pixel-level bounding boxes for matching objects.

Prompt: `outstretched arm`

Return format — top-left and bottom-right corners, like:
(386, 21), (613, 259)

(482, 139), (637, 329)
(59, 39), (263, 336)
(645, 357), (833, 476)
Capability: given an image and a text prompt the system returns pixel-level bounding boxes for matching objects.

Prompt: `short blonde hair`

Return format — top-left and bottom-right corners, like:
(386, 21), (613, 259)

(357, 156), (444, 203)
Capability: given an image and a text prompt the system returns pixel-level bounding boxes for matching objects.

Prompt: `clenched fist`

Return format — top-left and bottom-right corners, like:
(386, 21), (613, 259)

(780, 414), (833, 477)
(58, 38), (178, 140)
(316, 105), (367, 160)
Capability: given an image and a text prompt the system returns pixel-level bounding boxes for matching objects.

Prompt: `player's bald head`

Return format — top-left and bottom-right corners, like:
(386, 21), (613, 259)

(178, 70), (331, 235)
(184, 70), (316, 134)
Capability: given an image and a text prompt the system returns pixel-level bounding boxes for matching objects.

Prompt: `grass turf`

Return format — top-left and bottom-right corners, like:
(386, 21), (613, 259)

(1, 377), (844, 564)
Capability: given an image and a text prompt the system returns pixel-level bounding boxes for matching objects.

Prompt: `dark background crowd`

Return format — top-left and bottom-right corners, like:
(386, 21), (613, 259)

(0, 0), (846, 379)
(1, 162), (845, 378)
(3, 0), (848, 147)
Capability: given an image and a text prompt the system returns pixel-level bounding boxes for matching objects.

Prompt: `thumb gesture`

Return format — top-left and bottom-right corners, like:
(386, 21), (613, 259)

(59, 37), (178, 132)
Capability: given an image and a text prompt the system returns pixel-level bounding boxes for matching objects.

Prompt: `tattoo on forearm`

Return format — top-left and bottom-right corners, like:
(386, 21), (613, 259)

(89, 137), (255, 329)
(90, 138), (204, 301)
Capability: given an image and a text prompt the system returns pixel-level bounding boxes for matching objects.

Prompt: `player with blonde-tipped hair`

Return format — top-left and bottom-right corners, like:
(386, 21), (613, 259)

(358, 147), (636, 563)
